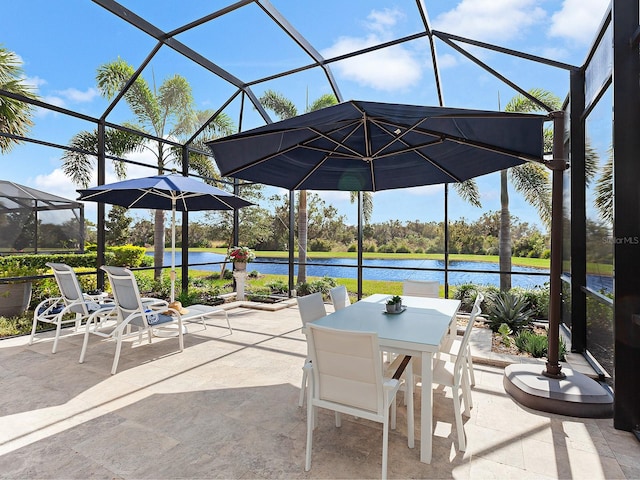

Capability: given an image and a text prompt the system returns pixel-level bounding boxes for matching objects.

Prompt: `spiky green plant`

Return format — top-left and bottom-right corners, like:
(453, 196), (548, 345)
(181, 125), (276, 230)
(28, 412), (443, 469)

(487, 291), (533, 333)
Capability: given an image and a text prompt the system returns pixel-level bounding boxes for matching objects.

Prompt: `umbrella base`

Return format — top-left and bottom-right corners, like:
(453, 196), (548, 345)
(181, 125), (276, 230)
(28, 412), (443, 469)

(504, 364), (613, 418)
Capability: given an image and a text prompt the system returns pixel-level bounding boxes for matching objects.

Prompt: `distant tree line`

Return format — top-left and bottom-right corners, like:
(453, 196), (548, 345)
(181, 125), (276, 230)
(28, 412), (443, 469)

(98, 193), (577, 259)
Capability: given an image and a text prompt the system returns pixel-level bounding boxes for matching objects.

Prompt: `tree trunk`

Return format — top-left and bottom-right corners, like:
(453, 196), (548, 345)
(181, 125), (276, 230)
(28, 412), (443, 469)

(297, 190), (307, 284)
(499, 170), (512, 291)
(153, 209), (165, 281)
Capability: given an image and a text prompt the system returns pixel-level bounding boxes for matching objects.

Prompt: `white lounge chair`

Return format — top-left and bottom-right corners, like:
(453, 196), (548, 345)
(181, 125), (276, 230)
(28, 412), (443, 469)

(30, 262), (115, 353)
(79, 266), (184, 374)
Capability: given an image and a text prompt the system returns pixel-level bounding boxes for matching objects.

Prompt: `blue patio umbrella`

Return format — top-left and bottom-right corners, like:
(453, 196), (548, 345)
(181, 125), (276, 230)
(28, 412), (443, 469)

(205, 100), (547, 192)
(77, 173), (253, 301)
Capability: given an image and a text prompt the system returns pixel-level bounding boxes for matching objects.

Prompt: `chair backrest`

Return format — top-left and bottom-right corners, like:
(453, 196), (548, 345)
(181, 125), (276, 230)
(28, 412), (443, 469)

(453, 293), (484, 377)
(101, 266), (149, 327)
(329, 285), (350, 311)
(307, 323), (384, 414)
(296, 292), (327, 328)
(402, 279), (440, 298)
(47, 262), (89, 315)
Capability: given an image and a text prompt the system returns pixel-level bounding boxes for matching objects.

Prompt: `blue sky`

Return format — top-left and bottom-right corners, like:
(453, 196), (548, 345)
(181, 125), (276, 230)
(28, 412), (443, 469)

(1, 0), (611, 230)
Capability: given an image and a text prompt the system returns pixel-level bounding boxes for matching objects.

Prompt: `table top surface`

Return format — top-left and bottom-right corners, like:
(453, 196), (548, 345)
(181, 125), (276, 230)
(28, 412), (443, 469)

(312, 294), (461, 353)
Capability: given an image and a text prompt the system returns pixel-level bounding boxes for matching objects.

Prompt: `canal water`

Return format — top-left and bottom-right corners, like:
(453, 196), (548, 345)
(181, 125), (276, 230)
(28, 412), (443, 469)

(157, 251), (611, 291)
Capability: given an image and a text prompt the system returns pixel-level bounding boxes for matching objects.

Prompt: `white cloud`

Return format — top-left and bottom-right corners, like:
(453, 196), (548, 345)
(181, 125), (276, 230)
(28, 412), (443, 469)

(548, 0), (610, 45)
(41, 95), (66, 108)
(55, 87), (99, 103)
(435, 53), (458, 69)
(23, 75), (47, 89)
(365, 8), (405, 36)
(433, 0), (546, 43)
(321, 8), (423, 91)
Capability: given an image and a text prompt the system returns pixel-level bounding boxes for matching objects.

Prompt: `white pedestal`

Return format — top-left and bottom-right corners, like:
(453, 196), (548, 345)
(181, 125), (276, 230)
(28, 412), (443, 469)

(233, 270), (248, 301)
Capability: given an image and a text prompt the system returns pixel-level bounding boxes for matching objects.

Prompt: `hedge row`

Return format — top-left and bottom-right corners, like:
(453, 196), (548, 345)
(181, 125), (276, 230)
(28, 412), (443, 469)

(0, 245), (152, 271)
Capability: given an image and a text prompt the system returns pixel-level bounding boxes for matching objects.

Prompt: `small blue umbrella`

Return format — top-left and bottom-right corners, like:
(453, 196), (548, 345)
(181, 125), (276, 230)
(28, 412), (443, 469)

(77, 173), (253, 301)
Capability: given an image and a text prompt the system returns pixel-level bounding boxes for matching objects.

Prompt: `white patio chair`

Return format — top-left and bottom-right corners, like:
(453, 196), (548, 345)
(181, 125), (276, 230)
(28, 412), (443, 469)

(304, 323), (414, 480)
(402, 279), (440, 298)
(296, 292), (327, 407)
(79, 265), (184, 375)
(30, 262), (115, 353)
(440, 293), (484, 387)
(329, 285), (350, 311)
(396, 292), (483, 452)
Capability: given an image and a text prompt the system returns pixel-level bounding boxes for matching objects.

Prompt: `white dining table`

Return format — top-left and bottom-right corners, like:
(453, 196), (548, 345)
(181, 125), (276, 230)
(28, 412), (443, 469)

(312, 293), (461, 464)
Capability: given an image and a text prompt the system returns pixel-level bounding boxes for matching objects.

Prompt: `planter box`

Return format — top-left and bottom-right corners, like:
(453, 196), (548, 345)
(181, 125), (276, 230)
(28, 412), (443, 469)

(0, 282), (32, 317)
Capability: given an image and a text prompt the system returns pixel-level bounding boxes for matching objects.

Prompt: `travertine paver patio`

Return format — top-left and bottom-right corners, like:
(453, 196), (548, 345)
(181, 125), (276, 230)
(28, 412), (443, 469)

(0, 302), (638, 479)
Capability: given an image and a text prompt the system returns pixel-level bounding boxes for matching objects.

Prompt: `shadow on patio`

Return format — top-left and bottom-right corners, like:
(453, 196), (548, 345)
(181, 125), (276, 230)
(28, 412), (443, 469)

(0, 305), (638, 479)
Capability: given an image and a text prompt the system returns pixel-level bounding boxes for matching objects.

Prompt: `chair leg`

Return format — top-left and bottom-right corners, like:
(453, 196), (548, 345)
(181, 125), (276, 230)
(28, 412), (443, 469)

(391, 399), (397, 430)
(381, 418), (389, 480)
(335, 412), (342, 427)
(452, 386), (466, 451)
(467, 345), (476, 386)
(406, 361), (414, 449)
(111, 336), (123, 375)
(177, 319), (184, 351)
(305, 377), (314, 471)
(461, 365), (473, 416)
(51, 319), (63, 354)
(224, 312), (232, 335)
(29, 316), (38, 345)
(79, 320), (93, 363)
(299, 367), (307, 407)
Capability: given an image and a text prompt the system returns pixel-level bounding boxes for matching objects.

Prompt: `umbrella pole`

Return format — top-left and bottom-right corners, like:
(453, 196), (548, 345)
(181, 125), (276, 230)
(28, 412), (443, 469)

(544, 111), (568, 379)
(171, 198), (176, 303)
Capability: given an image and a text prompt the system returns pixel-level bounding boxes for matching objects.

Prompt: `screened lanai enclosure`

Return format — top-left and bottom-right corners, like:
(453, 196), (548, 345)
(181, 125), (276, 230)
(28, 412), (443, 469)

(0, 180), (84, 254)
(1, 0), (639, 440)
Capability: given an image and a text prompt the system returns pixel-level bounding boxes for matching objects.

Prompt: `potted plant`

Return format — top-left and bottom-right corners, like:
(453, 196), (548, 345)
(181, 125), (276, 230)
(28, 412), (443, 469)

(386, 295), (403, 313)
(227, 246), (256, 271)
(0, 261), (41, 317)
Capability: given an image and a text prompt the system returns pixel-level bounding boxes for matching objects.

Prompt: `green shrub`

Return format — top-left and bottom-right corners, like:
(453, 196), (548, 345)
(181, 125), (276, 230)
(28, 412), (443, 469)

(487, 291), (533, 333)
(265, 279), (288, 293)
(308, 239), (332, 252)
(395, 245), (410, 253)
(0, 252), (111, 270)
(414, 248), (424, 254)
(514, 330), (567, 360)
(297, 276), (337, 298)
(347, 244), (357, 252)
(106, 245), (147, 267)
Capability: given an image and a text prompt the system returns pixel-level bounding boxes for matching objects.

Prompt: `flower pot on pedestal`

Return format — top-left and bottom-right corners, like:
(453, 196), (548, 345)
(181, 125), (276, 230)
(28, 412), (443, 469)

(234, 262), (247, 271)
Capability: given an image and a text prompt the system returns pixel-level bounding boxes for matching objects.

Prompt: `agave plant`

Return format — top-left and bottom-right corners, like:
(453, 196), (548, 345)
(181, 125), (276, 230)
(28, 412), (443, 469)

(487, 291), (533, 333)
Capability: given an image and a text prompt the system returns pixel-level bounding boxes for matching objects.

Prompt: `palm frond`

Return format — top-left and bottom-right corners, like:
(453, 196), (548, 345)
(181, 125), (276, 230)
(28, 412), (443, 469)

(594, 149), (613, 224)
(259, 90), (298, 120)
(307, 94), (338, 112)
(0, 47), (38, 153)
(453, 179), (482, 207)
(510, 163), (552, 228)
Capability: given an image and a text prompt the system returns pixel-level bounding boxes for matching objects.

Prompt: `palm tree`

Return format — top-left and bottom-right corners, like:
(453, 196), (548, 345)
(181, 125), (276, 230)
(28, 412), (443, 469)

(0, 45), (38, 154)
(62, 58), (234, 279)
(502, 89), (561, 290)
